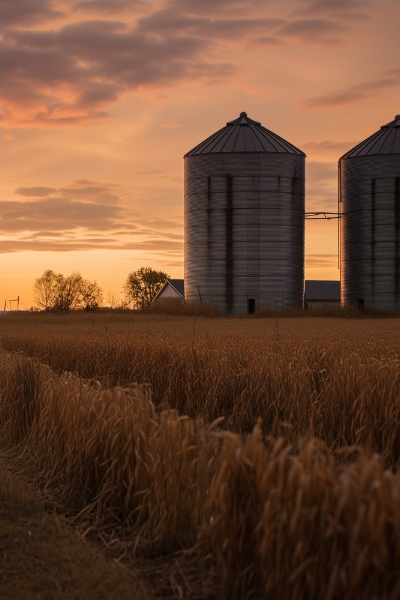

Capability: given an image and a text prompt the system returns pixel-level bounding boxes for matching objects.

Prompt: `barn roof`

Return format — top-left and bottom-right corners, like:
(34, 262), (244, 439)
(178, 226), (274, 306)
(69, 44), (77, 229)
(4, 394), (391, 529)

(168, 279), (184, 297)
(304, 280), (340, 301)
(153, 279), (184, 302)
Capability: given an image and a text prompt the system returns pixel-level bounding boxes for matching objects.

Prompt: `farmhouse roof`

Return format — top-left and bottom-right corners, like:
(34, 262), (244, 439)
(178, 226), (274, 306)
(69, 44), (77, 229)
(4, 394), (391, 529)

(304, 280), (340, 301)
(168, 279), (184, 297)
(153, 279), (184, 301)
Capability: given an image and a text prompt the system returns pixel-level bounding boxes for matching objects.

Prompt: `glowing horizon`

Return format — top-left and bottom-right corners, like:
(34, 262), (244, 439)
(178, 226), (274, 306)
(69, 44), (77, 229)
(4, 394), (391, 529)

(2, 0), (399, 309)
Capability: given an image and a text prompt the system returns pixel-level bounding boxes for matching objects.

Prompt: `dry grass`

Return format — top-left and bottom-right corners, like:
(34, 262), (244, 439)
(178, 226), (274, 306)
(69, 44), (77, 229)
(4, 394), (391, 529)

(1, 313), (400, 465)
(142, 299), (398, 318)
(0, 461), (148, 600)
(197, 432), (400, 600)
(143, 299), (219, 317)
(1, 313), (400, 599)
(1, 352), (216, 552)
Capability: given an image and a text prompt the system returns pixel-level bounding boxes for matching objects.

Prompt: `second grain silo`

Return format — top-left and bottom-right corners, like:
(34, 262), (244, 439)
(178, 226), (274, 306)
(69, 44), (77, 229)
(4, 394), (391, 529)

(340, 114), (400, 311)
(184, 112), (305, 314)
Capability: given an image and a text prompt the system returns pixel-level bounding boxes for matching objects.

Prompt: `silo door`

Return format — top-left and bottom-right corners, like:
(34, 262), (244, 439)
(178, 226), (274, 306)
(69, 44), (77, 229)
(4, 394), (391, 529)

(248, 299), (256, 314)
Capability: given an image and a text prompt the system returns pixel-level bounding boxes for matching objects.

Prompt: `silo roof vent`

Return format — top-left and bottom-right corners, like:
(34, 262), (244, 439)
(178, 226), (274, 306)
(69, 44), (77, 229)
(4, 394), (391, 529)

(184, 112), (305, 156)
(341, 114), (400, 158)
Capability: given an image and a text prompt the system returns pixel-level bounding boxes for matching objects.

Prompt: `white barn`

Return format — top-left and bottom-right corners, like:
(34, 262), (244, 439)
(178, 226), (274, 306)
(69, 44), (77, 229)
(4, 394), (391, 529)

(153, 279), (341, 309)
(153, 279), (184, 303)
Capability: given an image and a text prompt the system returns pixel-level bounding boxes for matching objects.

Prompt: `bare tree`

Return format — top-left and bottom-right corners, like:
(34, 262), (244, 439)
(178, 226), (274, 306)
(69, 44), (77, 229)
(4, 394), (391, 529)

(55, 273), (84, 311)
(106, 291), (128, 309)
(123, 267), (169, 309)
(81, 279), (103, 311)
(33, 270), (63, 310)
(33, 270), (103, 311)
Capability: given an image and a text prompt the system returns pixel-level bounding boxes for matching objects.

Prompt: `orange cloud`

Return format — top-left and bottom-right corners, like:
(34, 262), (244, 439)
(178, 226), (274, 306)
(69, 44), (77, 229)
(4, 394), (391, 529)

(1, 6), (238, 127)
(72, 0), (151, 17)
(302, 68), (400, 109)
(1, 0), (64, 27)
(1, 238), (183, 254)
(302, 140), (361, 154)
(2, 0), (373, 127)
(278, 18), (350, 46)
(1, 179), (183, 253)
(306, 161), (338, 211)
(291, 0), (371, 20)
(305, 254), (338, 267)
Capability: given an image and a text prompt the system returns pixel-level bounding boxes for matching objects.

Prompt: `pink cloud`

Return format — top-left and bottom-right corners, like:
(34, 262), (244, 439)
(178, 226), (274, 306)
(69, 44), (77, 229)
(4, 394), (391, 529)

(291, 0), (372, 20)
(72, 0), (151, 16)
(1, 7), (239, 126)
(302, 68), (400, 109)
(1, 0), (64, 27)
(302, 140), (361, 153)
(277, 18), (349, 46)
(0, 0), (378, 126)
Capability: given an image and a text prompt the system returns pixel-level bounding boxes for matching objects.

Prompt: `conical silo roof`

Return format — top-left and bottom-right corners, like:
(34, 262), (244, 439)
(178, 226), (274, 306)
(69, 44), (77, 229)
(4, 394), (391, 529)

(184, 112), (305, 156)
(341, 114), (400, 158)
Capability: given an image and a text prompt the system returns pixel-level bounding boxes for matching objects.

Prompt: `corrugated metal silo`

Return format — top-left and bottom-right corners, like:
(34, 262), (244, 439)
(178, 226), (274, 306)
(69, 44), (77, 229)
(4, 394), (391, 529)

(184, 112), (305, 314)
(339, 115), (400, 311)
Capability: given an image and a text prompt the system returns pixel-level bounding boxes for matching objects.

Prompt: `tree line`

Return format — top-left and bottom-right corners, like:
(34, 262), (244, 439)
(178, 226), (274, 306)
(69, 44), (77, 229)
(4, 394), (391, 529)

(33, 270), (103, 311)
(33, 267), (169, 311)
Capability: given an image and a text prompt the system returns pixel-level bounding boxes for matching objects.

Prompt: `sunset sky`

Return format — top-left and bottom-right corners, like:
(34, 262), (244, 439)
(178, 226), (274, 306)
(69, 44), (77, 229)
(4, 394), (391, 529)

(2, 0), (399, 309)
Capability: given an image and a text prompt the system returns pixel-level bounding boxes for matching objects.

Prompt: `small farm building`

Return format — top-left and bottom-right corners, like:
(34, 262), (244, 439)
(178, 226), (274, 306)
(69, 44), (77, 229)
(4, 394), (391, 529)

(304, 280), (340, 309)
(153, 279), (184, 302)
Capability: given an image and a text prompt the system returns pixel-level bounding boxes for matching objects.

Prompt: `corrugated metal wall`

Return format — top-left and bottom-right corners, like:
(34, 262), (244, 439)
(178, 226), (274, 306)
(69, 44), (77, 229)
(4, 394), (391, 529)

(185, 153), (305, 314)
(340, 155), (400, 311)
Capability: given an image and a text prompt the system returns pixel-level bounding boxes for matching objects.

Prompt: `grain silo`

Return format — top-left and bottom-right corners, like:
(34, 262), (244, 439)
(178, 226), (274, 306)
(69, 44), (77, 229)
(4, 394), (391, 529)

(339, 114), (400, 311)
(184, 112), (305, 314)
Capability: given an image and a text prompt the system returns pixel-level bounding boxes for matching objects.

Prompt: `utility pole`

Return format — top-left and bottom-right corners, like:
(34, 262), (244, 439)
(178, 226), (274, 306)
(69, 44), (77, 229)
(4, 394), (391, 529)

(8, 297), (20, 311)
(305, 212), (342, 271)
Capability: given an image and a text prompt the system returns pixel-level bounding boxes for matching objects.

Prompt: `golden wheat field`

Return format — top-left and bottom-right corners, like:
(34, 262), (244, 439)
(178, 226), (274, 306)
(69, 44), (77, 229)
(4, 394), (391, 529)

(1, 311), (400, 599)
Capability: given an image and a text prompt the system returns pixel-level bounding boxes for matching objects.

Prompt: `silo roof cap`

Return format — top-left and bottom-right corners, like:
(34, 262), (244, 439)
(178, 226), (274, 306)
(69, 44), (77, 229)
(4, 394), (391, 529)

(340, 114), (400, 158)
(184, 112), (305, 157)
(226, 111), (261, 126)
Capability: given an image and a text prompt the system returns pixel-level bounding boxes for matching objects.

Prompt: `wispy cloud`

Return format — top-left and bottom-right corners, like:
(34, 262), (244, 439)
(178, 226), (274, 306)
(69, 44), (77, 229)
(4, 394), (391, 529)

(2, 196), (125, 232)
(307, 161), (338, 183)
(302, 68), (400, 109)
(1, 238), (183, 254)
(1, 0), (64, 27)
(291, 0), (372, 21)
(250, 35), (284, 46)
(2, 16), (234, 126)
(72, 0), (151, 16)
(1, 179), (183, 253)
(306, 161), (338, 211)
(16, 186), (57, 197)
(137, 8), (284, 39)
(278, 18), (350, 46)
(305, 254), (338, 267)
(302, 140), (360, 154)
